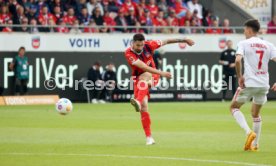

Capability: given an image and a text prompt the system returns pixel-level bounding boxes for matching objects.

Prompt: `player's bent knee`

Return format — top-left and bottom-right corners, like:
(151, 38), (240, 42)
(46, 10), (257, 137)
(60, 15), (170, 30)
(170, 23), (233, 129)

(230, 101), (242, 110)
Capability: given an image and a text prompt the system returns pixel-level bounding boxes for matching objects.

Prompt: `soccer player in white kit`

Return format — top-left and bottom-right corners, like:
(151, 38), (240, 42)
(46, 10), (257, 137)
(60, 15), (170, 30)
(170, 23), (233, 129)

(230, 19), (276, 151)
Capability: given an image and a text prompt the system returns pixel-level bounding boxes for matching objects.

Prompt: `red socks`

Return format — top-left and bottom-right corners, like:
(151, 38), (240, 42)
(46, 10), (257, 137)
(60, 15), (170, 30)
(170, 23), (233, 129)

(140, 111), (151, 137)
(136, 81), (149, 104)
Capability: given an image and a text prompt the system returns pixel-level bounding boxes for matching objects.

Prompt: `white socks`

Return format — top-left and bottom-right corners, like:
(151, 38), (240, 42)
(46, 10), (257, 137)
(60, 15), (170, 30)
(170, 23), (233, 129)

(232, 109), (251, 135)
(252, 116), (262, 147)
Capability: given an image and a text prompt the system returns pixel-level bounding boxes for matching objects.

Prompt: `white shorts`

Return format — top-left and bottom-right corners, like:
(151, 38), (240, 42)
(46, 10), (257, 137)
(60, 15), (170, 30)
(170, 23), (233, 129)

(233, 87), (269, 105)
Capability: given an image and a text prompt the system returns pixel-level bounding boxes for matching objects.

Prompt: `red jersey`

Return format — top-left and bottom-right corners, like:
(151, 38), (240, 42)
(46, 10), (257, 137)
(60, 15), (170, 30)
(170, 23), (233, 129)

(38, 13), (55, 25)
(125, 40), (162, 77)
(62, 15), (77, 25)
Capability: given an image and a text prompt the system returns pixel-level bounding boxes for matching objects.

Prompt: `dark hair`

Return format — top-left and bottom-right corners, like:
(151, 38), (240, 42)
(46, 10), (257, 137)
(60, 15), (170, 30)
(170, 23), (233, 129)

(18, 46), (25, 52)
(133, 34), (145, 42)
(244, 19), (260, 33)
(94, 61), (101, 66)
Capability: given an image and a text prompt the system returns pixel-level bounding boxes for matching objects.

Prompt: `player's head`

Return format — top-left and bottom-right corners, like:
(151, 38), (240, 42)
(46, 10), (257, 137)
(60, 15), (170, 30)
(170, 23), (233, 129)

(226, 40), (233, 49)
(107, 63), (114, 71)
(243, 19), (260, 38)
(18, 47), (25, 56)
(93, 61), (101, 70)
(132, 33), (145, 53)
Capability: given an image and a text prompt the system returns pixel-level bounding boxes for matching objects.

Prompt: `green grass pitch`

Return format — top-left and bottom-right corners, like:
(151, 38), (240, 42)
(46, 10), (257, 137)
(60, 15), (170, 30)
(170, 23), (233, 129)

(0, 102), (276, 166)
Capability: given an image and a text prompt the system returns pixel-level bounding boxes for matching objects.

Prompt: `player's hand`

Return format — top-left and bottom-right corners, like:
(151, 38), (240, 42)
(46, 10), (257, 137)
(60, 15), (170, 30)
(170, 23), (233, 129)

(271, 83), (276, 91)
(160, 71), (172, 79)
(184, 39), (195, 46)
(238, 77), (245, 89)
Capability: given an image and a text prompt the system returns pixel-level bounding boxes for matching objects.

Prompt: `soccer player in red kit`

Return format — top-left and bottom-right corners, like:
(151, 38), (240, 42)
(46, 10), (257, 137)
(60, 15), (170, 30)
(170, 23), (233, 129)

(124, 34), (195, 145)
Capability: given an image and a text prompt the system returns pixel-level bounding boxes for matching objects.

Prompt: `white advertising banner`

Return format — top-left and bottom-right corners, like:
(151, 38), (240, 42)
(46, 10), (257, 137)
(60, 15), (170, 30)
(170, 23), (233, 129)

(231, 0), (272, 26)
(0, 33), (276, 53)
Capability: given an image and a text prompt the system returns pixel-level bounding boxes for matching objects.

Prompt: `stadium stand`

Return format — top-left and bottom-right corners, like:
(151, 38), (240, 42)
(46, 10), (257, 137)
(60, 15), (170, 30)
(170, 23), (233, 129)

(0, 0), (238, 34)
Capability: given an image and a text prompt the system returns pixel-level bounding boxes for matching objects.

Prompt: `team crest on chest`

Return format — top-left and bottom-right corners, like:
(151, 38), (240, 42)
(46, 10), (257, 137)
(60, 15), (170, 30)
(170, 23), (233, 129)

(144, 51), (151, 58)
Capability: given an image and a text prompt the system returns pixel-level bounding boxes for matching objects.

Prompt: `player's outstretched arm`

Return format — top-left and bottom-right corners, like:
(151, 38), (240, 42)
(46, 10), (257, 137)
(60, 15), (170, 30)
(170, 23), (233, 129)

(133, 60), (172, 79)
(235, 54), (245, 88)
(161, 38), (195, 46)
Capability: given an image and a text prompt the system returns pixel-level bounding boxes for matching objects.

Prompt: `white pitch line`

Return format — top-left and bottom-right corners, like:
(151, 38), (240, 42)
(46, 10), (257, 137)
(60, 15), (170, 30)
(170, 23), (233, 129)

(0, 152), (271, 166)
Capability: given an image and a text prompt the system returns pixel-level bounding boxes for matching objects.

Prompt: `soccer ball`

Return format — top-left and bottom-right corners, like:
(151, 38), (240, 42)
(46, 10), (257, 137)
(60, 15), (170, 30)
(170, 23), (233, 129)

(55, 98), (73, 115)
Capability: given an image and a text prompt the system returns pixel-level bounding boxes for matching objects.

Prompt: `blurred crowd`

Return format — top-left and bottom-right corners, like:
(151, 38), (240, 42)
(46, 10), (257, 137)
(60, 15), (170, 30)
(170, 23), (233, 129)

(0, 0), (275, 34)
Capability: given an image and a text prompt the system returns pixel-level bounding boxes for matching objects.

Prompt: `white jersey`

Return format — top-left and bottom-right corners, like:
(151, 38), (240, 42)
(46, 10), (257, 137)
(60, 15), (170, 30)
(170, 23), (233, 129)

(236, 37), (276, 88)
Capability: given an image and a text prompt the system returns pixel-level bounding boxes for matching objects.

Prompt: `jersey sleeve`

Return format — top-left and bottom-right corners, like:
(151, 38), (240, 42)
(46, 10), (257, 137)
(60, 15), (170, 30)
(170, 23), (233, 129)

(125, 52), (139, 65)
(147, 40), (163, 51)
(236, 41), (244, 57)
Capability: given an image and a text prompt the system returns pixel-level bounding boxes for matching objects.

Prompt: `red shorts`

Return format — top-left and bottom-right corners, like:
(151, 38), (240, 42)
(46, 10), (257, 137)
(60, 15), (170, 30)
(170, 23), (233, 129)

(133, 74), (160, 99)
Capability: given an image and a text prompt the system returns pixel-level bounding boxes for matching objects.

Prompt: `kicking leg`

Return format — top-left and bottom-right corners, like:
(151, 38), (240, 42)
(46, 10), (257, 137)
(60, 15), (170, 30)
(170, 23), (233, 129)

(130, 72), (152, 112)
(230, 101), (251, 135)
(230, 88), (255, 151)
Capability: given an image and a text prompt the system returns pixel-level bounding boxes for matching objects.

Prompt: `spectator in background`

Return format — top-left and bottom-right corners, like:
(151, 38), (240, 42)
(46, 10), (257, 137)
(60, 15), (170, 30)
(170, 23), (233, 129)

(29, 18), (39, 33)
(26, 5), (38, 21)
(56, 19), (69, 33)
(78, 7), (90, 25)
(36, 0), (49, 14)
(107, 0), (120, 13)
(121, 0), (137, 16)
(103, 10), (115, 32)
(206, 16), (221, 34)
(179, 10), (192, 26)
(202, 9), (212, 26)
(2, 19), (13, 32)
(87, 62), (105, 104)
(47, 18), (56, 32)
(0, 5), (11, 24)
(87, 0), (104, 16)
(126, 7), (138, 32)
(22, 0), (34, 13)
(83, 19), (99, 33)
(191, 10), (201, 26)
(222, 18), (234, 34)
(92, 7), (107, 32)
(182, 20), (192, 34)
(75, 0), (87, 15)
(13, 5), (25, 29)
(49, 0), (65, 14)
(70, 19), (82, 34)
(267, 15), (276, 34)
(153, 10), (167, 33)
(147, 0), (158, 17)
(63, 7), (77, 25)
(166, 9), (179, 33)
(187, 0), (203, 19)
(139, 9), (154, 33)
(38, 5), (54, 25)
(190, 17), (203, 33)
(114, 9), (128, 32)
(219, 40), (236, 102)
(157, 0), (168, 16)
(52, 6), (63, 23)
(174, 0), (188, 18)
(16, 17), (30, 32)
(9, 47), (29, 95)
(103, 63), (117, 102)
